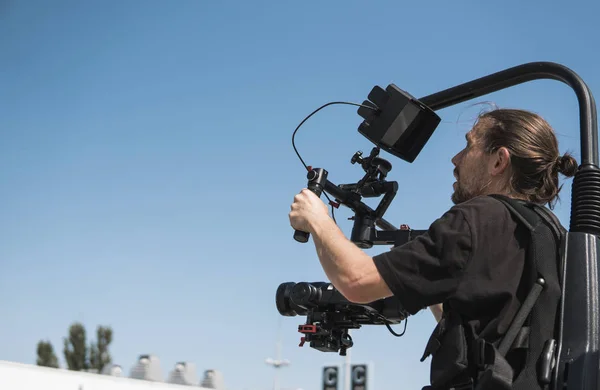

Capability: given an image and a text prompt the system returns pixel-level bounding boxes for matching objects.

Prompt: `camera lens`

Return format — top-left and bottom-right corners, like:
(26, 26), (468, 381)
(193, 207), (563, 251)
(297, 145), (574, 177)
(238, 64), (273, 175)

(290, 282), (321, 306)
(275, 282), (298, 316)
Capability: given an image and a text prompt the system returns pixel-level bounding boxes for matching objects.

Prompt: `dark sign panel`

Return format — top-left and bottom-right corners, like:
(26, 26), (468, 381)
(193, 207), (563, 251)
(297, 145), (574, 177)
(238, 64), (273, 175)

(322, 366), (339, 390)
(351, 364), (368, 390)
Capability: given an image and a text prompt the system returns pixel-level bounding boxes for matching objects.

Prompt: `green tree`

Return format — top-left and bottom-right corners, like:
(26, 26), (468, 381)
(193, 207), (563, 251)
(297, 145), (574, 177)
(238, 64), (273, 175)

(36, 340), (59, 368)
(63, 322), (89, 371)
(89, 326), (113, 373)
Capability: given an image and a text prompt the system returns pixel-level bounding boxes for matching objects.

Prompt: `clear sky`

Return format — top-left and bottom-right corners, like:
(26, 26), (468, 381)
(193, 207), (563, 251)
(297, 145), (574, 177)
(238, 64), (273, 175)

(1, 1), (598, 389)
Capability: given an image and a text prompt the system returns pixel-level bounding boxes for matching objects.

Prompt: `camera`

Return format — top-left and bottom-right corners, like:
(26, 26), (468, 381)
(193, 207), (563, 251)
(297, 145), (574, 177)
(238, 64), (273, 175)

(276, 281), (409, 356)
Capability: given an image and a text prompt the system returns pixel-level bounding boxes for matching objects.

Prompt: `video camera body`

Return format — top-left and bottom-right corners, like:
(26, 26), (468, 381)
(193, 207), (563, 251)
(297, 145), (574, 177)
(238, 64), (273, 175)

(277, 62), (600, 389)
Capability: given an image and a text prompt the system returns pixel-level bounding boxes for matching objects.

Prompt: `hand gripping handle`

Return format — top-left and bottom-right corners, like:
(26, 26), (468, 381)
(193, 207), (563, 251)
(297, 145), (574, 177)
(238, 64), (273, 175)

(293, 168), (329, 243)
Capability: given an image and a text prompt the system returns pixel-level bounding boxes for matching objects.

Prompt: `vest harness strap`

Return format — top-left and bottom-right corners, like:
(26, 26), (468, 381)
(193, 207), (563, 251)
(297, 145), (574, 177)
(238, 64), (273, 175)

(420, 195), (565, 390)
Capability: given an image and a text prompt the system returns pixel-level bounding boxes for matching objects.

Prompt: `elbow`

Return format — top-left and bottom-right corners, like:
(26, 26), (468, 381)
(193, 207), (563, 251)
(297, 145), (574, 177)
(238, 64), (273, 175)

(338, 280), (377, 304)
(333, 255), (387, 304)
(337, 271), (392, 304)
(346, 293), (375, 304)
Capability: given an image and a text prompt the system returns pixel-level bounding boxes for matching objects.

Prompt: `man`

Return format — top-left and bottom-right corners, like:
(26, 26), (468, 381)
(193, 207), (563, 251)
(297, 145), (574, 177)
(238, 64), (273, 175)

(289, 108), (578, 389)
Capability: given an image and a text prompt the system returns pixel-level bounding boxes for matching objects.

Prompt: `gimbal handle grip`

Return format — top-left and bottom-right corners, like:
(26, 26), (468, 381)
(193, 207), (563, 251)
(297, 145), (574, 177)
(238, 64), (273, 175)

(294, 168), (329, 243)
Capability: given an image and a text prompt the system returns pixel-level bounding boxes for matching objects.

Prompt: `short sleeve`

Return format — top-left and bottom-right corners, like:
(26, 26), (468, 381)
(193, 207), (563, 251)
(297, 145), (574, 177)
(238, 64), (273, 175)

(372, 207), (473, 315)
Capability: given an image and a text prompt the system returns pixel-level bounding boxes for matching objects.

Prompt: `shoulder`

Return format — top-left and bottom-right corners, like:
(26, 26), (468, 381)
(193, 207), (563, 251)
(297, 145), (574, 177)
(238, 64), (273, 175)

(450, 194), (512, 214)
(427, 195), (510, 236)
(423, 195), (521, 255)
(447, 195), (515, 230)
(445, 196), (524, 258)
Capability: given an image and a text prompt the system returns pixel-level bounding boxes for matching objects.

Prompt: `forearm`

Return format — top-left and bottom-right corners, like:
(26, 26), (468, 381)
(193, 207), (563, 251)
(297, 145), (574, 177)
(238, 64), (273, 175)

(429, 303), (443, 322)
(310, 216), (391, 303)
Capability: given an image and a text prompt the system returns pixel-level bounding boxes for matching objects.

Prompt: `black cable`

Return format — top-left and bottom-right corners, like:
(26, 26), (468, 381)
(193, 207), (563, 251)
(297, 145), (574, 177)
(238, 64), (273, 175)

(385, 317), (408, 337)
(368, 310), (408, 337)
(291, 101), (378, 223)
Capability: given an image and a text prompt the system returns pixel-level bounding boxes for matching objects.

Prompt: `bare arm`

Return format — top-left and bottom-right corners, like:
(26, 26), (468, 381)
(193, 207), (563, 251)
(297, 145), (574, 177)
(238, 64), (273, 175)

(311, 217), (446, 320)
(309, 214), (394, 304)
(429, 303), (443, 322)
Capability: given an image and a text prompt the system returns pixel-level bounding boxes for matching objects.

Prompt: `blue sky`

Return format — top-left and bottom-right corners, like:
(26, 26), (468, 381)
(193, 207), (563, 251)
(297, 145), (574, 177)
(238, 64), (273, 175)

(1, 1), (598, 389)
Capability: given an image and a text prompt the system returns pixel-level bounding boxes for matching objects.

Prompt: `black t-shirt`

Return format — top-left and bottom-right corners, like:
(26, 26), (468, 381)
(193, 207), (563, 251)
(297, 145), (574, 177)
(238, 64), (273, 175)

(373, 194), (530, 342)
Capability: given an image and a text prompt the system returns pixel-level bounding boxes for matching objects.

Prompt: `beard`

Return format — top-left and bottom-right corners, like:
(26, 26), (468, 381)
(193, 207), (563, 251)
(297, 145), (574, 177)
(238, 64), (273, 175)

(451, 180), (475, 204)
(451, 170), (490, 205)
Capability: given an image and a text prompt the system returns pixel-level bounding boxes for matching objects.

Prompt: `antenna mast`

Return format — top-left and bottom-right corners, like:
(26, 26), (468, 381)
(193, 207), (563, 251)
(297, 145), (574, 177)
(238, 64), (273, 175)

(265, 318), (290, 390)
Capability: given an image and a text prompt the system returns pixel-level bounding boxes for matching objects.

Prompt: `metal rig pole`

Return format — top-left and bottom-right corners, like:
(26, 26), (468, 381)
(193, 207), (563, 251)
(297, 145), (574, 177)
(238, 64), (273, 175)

(344, 330), (351, 390)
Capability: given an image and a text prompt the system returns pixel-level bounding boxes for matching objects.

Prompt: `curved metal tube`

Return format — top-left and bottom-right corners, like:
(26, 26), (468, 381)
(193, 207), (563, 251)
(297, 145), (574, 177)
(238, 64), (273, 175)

(418, 61), (598, 167)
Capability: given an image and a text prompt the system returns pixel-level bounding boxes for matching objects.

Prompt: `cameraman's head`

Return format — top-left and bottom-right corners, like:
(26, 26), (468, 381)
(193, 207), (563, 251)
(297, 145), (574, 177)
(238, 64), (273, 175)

(451, 108), (578, 208)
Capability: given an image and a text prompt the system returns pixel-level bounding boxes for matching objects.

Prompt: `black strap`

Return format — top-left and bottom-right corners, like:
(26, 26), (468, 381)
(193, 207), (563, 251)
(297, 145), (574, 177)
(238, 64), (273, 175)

(511, 327), (530, 350)
(498, 278), (545, 356)
(424, 195), (563, 390)
(489, 195), (547, 357)
(489, 194), (565, 248)
(531, 203), (566, 242)
(486, 195), (564, 390)
(488, 195), (535, 228)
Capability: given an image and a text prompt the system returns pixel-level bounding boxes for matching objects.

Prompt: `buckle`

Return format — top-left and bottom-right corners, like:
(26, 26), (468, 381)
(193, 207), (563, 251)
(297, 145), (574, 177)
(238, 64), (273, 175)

(472, 338), (497, 371)
(475, 339), (486, 370)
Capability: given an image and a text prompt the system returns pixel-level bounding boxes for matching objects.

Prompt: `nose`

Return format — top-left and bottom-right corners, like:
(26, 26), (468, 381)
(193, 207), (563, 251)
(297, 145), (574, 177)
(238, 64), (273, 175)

(451, 149), (463, 166)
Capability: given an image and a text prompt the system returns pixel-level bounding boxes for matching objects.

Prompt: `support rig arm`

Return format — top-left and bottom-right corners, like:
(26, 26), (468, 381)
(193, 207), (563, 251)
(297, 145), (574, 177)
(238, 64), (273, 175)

(294, 146), (427, 249)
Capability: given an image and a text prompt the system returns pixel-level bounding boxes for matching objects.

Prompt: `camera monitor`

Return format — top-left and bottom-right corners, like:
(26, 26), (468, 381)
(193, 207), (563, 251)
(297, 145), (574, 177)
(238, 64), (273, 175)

(357, 84), (441, 163)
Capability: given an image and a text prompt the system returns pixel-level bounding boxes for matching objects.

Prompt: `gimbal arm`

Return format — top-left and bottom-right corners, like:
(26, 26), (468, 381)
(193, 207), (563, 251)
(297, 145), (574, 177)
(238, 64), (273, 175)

(292, 165), (426, 248)
(322, 179), (397, 231)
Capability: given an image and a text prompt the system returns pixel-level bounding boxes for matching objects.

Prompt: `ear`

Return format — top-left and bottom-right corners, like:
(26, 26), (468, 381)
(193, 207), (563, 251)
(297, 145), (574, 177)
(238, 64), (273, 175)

(489, 146), (511, 176)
